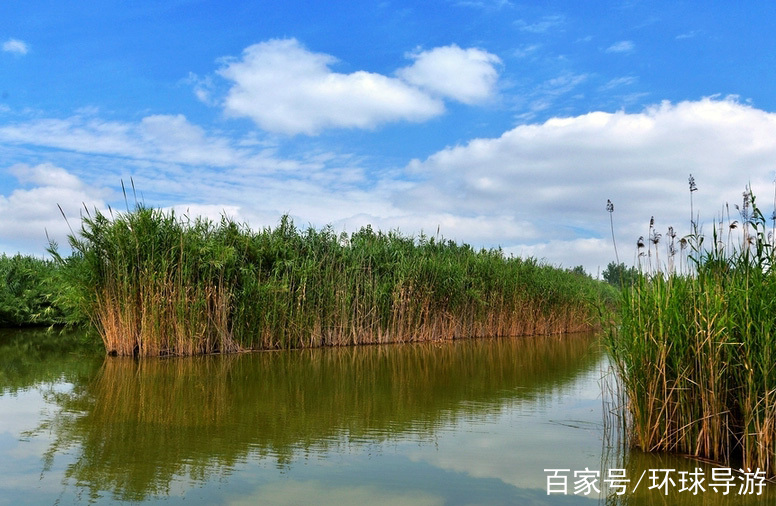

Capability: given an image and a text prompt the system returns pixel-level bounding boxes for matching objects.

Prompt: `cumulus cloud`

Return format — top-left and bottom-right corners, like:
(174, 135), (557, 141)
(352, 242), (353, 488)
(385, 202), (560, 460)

(397, 45), (501, 104)
(402, 98), (776, 273)
(214, 39), (501, 135)
(2, 38), (29, 55)
(217, 39), (444, 135)
(605, 40), (634, 53)
(5, 99), (776, 276)
(0, 164), (109, 254)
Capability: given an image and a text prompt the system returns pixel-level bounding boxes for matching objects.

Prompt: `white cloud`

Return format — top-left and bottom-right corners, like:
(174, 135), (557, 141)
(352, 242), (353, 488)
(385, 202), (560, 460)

(504, 238), (613, 272)
(397, 45), (501, 104)
(605, 40), (634, 53)
(453, 0), (513, 10)
(514, 15), (565, 34)
(540, 73), (588, 96)
(230, 480), (443, 506)
(402, 98), (776, 274)
(598, 76), (637, 91)
(676, 30), (700, 40)
(0, 112), (304, 173)
(0, 112), (397, 252)
(5, 99), (776, 277)
(2, 39), (29, 55)
(512, 44), (541, 59)
(515, 73), (588, 121)
(214, 39), (502, 135)
(333, 212), (539, 248)
(185, 72), (217, 106)
(0, 164), (109, 254)
(217, 38), (444, 135)
(166, 203), (244, 223)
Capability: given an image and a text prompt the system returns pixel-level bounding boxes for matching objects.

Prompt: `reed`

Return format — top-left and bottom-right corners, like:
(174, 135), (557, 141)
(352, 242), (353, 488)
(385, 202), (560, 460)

(51, 205), (613, 356)
(0, 253), (67, 326)
(608, 184), (776, 476)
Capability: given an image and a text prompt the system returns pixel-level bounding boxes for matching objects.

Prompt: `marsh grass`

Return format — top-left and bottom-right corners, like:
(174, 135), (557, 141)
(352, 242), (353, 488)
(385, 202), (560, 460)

(0, 254), (66, 326)
(608, 185), (776, 476)
(51, 205), (613, 356)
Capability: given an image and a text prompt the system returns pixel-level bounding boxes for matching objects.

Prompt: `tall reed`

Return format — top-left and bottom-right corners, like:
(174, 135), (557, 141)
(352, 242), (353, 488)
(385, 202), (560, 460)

(53, 205), (613, 356)
(608, 184), (776, 476)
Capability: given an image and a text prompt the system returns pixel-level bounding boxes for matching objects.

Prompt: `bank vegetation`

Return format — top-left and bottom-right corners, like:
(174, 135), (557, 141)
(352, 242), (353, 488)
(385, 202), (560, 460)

(608, 182), (776, 476)
(33, 206), (613, 356)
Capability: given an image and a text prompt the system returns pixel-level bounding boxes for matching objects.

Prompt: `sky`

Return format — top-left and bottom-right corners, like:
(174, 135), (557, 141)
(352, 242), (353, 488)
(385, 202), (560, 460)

(2, 1), (776, 275)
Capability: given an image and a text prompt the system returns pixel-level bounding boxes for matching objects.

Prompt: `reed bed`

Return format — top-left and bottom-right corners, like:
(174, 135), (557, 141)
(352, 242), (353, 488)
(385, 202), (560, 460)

(52, 206), (611, 356)
(0, 254), (66, 326)
(607, 185), (776, 476)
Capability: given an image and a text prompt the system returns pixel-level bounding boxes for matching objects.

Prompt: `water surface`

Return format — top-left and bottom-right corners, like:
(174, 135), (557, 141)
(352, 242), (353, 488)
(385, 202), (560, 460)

(0, 328), (771, 504)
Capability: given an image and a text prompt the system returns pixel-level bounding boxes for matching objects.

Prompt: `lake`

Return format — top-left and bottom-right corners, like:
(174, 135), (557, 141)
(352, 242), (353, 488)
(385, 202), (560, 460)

(0, 328), (771, 504)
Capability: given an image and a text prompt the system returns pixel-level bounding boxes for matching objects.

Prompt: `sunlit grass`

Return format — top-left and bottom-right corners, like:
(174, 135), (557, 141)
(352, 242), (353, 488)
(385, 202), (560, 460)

(607, 184), (776, 476)
(48, 205), (613, 356)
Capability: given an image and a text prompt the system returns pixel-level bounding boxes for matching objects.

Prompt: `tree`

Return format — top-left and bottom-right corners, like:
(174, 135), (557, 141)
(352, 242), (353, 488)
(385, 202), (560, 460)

(602, 262), (639, 287)
(569, 265), (590, 278)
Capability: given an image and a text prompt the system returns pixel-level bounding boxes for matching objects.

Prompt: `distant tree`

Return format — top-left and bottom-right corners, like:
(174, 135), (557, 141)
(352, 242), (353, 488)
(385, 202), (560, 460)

(569, 265), (591, 278)
(602, 262), (639, 287)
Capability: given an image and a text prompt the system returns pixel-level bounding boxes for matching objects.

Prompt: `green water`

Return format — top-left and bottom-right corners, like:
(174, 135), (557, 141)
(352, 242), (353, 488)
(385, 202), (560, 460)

(0, 328), (771, 505)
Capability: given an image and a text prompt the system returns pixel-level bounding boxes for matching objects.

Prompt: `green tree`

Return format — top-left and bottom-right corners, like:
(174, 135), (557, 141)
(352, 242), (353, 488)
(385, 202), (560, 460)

(602, 262), (639, 287)
(569, 265), (590, 278)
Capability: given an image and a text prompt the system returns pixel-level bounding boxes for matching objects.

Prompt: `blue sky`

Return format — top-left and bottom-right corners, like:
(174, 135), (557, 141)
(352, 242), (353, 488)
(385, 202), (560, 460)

(3, 1), (776, 273)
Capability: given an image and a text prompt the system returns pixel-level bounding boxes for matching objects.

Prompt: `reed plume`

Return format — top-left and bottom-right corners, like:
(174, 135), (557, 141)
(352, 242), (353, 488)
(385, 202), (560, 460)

(608, 181), (776, 476)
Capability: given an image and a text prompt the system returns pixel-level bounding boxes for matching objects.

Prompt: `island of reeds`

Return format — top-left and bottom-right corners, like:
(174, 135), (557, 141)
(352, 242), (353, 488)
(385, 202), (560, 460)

(607, 181), (776, 477)
(22, 205), (612, 357)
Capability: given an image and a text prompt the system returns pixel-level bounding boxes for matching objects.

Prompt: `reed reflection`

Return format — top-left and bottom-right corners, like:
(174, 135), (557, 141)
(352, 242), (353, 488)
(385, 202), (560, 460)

(37, 333), (599, 501)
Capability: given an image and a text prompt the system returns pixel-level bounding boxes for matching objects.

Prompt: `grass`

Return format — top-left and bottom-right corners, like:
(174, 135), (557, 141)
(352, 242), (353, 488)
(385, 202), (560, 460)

(607, 184), (776, 476)
(43, 204), (614, 356)
(0, 254), (68, 327)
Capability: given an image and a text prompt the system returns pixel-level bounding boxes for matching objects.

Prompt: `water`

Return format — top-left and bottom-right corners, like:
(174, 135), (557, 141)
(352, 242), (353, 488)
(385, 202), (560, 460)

(0, 328), (771, 505)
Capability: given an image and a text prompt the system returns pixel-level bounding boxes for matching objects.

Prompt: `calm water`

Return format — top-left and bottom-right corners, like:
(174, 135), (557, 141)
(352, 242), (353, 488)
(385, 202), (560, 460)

(0, 328), (772, 505)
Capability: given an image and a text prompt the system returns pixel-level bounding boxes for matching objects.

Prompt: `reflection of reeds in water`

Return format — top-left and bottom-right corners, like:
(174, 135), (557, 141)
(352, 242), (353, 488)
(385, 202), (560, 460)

(0, 327), (103, 394)
(600, 449), (776, 505)
(56, 206), (612, 356)
(42, 333), (599, 501)
(608, 185), (776, 478)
